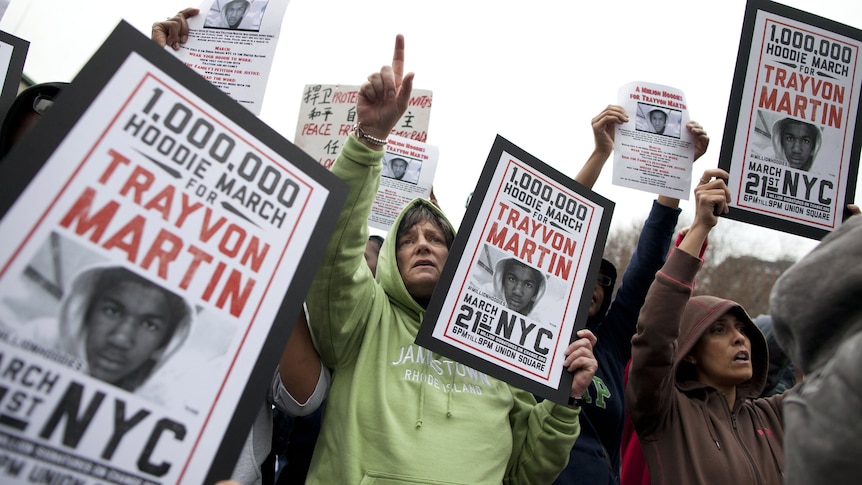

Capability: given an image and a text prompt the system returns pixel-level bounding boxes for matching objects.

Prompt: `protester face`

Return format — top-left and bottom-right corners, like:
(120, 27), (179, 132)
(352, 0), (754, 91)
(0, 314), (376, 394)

(587, 273), (612, 317)
(364, 238), (383, 276)
(502, 262), (541, 313)
(391, 158), (408, 180)
(85, 280), (177, 384)
(781, 121), (817, 170)
(687, 313), (753, 393)
(396, 220), (449, 300)
(225, 2), (248, 28)
(649, 111), (667, 134)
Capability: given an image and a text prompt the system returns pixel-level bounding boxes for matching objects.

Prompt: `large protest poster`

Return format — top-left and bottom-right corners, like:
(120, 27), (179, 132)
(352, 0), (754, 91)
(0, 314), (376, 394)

(170, 0), (292, 115)
(0, 21), (346, 484)
(718, 0), (862, 240)
(613, 81), (696, 200)
(0, 30), (28, 121)
(293, 84), (433, 169)
(416, 136), (613, 403)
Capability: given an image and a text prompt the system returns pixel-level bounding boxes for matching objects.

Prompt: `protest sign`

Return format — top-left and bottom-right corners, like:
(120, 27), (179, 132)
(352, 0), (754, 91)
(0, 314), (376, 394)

(293, 84), (433, 169)
(718, 0), (862, 239)
(613, 81), (696, 200)
(0, 30), (28, 121)
(169, 0), (293, 115)
(368, 134), (438, 231)
(0, 21), (345, 484)
(416, 136), (613, 403)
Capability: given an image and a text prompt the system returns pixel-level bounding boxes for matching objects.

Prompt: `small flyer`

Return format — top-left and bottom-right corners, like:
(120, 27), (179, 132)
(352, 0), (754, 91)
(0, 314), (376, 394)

(612, 81), (696, 200)
(368, 134), (438, 231)
(416, 136), (613, 403)
(169, 0), (293, 115)
(0, 22), (345, 484)
(293, 84), (433, 169)
(718, 0), (862, 240)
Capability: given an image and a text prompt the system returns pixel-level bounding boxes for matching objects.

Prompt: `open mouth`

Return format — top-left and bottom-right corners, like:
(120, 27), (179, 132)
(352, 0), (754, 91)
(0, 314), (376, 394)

(413, 259), (435, 268)
(733, 350), (750, 363)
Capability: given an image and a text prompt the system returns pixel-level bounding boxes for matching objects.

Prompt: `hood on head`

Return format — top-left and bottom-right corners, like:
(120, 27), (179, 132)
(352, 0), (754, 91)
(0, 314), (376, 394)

(59, 264), (194, 391)
(587, 258), (617, 326)
(375, 198), (456, 316)
(770, 216), (862, 374)
(223, 0), (251, 10)
(673, 295), (768, 398)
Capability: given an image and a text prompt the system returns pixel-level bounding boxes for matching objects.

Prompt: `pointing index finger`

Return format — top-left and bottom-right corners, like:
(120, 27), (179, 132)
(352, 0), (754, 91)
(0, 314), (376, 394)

(392, 34), (405, 89)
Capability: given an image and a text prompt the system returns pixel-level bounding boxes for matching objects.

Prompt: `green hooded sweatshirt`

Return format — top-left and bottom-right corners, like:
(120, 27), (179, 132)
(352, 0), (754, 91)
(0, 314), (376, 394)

(305, 135), (581, 484)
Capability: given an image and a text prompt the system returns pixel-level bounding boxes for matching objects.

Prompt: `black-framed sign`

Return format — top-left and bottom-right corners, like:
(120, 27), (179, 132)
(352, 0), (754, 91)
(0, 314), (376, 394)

(0, 30), (29, 121)
(0, 21), (346, 484)
(718, 0), (862, 240)
(416, 135), (613, 404)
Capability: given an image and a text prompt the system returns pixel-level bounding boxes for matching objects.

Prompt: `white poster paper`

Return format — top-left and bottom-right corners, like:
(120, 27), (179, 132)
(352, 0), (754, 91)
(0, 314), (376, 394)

(294, 84), (433, 168)
(613, 81), (696, 200)
(368, 135), (438, 231)
(170, 0), (292, 115)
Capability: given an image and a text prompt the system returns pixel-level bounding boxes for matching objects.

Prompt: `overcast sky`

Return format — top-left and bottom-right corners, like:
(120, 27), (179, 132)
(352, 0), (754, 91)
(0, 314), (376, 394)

(3, 0), (861, 260)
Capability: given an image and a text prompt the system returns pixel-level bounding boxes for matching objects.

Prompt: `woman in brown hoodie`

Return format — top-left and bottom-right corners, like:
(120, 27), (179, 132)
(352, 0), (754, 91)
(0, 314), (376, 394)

(625, 169), (786, 485)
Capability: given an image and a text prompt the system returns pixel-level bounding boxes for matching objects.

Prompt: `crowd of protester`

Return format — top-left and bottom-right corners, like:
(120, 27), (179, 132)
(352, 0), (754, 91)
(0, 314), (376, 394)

(1, 5), (860, 485)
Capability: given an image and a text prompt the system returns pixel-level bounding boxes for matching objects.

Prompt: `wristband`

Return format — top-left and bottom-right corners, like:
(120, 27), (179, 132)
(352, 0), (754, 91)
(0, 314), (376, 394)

(353, 123), (388, 146)
(568, 395), (586, 407)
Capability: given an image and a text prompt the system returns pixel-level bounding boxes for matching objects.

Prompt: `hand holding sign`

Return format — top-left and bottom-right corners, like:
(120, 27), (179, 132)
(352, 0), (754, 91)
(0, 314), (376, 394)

(591, 105), (629, 157)
(563, 329), (598, 403)
(152, 7), (200, 51)
(688, 121), (710, 161)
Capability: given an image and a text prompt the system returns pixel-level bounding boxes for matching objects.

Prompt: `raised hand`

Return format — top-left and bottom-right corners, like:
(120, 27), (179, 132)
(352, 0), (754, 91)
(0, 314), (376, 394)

(355, 35), (415, 147)
(678, 168), (730, 257)
(152, 8), (199, 50)
(591, 105), (629, 157)
(686, 121), (710, 161)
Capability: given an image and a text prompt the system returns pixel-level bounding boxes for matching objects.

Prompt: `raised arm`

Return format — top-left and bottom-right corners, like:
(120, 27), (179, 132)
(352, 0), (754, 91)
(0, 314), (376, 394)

(305, 36), (413, 367)
(626, 169), (729, 436)
(575, 105), (628, 188)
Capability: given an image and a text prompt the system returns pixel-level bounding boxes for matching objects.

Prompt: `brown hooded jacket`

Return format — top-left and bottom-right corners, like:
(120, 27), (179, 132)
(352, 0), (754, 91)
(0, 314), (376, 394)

(626, 247), (785, 484)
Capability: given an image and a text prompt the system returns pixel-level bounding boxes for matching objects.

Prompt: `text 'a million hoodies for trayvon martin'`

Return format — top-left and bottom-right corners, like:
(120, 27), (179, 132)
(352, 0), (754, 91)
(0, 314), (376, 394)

(626, 247), (787, 485)
(770, 215), (862, 485)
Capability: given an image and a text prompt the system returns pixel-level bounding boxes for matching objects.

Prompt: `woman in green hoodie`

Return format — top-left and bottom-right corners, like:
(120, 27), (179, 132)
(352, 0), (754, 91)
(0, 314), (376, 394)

(304, 35), (598, 484)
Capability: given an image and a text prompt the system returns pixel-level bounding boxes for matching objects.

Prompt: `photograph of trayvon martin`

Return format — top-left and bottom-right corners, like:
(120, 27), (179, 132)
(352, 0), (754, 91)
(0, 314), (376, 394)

(771, 117), (821, 172)
(0, 232), (232, 406)
(469, 244), (565, 326)
(56, 265), (192, 391)
(635, 103), (683, 138)
(381, 153), (422, 184)
(204, 0), (268, 32)
(750, 110), (824, 173)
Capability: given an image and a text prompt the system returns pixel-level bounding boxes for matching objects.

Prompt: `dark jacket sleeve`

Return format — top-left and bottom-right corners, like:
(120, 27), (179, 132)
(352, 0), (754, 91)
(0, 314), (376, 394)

(601, 200), (680, 363)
